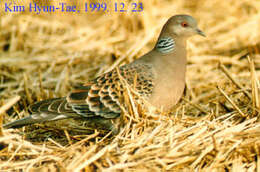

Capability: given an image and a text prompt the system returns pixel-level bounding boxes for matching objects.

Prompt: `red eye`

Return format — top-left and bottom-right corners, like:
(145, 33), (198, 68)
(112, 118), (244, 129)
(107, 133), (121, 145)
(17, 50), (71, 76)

(181, 22), (188, 27)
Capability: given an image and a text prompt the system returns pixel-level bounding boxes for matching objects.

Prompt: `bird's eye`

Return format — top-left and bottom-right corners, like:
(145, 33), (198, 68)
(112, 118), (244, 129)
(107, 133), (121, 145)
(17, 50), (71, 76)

(181, 22), (188, 27)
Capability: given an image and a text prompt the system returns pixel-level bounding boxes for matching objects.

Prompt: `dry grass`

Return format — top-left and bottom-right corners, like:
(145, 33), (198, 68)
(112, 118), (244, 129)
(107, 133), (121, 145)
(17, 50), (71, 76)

(1, 0), (260, 171)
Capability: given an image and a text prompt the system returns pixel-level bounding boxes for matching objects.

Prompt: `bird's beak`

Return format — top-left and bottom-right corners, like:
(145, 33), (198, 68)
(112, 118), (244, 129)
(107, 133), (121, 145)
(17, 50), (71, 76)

(196, 28), (206, 37)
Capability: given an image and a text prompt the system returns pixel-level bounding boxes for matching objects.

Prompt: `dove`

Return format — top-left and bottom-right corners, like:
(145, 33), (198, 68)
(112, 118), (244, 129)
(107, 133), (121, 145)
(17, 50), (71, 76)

(3, 14), (205, 134)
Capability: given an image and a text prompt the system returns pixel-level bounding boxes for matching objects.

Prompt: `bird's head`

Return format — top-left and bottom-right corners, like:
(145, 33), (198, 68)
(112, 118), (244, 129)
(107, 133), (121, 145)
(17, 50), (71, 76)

(164, 14), (205, 38)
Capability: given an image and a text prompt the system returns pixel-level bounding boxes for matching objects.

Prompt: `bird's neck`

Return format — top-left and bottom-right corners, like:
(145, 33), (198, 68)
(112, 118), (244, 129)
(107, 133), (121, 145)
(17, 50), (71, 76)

(138, 34), (187, 70)
(155, 34), (186, 54)
(155, 37), (176, 54)
(154, 34), (187, 65)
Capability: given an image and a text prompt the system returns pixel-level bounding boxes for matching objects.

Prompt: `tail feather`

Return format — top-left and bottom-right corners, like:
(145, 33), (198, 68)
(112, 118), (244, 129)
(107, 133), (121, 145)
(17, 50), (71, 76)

(28, 98), (60, 113)
(3, 113), (69, 129)
(4, 97), (76, 129)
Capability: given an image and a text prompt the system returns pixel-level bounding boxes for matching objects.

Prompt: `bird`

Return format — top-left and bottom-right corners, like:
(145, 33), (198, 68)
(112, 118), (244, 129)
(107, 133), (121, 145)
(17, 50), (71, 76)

(3, 14), (205, 134)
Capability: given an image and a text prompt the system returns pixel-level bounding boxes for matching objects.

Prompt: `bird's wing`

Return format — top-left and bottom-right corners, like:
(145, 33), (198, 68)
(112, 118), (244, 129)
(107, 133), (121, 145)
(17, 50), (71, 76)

(67, 63), (155, 118)
(3, 63), (154, 129)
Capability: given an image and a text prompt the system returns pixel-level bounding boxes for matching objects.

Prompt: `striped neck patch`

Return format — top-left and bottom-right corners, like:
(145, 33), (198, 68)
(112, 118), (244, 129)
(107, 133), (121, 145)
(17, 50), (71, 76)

(156, 37), (175, 53)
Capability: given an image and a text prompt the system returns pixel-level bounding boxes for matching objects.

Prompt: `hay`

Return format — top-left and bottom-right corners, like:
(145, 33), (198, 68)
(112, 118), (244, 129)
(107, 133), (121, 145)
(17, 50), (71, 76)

(1, 0), (260, 171)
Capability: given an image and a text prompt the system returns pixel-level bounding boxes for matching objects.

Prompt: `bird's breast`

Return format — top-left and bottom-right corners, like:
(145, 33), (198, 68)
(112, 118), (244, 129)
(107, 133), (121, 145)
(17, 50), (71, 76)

(148, 75), (185, 111)
(147, 57), (186, 111)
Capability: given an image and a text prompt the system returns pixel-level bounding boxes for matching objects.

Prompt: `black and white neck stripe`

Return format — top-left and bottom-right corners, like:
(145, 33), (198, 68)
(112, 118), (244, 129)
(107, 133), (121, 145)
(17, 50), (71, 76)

(156, 37), (175, 53)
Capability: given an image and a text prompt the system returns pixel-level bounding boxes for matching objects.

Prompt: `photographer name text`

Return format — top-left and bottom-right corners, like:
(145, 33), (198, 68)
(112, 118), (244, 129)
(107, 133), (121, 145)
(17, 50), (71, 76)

(4, 2), (143, 14)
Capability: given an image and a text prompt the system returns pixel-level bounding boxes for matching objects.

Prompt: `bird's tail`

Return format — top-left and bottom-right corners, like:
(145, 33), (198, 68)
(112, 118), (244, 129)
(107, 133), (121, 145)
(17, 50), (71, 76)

(3, 97), (75, 129)
(3, 114), (65, 128)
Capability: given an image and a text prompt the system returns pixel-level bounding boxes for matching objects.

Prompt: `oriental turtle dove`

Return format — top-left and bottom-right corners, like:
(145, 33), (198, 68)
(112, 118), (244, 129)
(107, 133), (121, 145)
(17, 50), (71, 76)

(4, 14), (205, 134)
